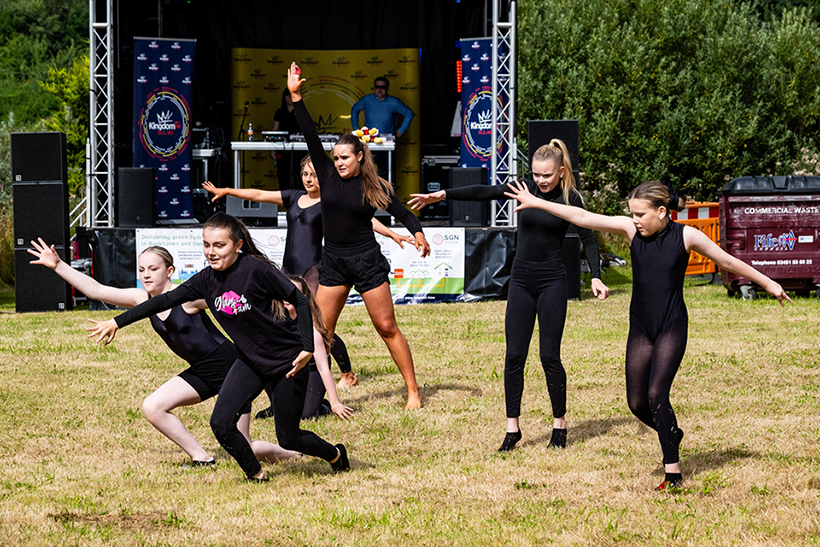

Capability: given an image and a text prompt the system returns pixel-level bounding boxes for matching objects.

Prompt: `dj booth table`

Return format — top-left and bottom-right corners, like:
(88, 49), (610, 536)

(231, 140), (396, 188)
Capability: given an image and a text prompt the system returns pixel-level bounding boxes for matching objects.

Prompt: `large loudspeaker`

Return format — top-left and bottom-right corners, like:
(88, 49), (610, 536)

(527, 120), (579, 168)
(11, 132), (72, 312)
(225, 195), (278, 226)
(10, 132), (67, 183)
(14, 248), (72, 312)
(449, 167), (488, 227)
(117, 167), (156, 227)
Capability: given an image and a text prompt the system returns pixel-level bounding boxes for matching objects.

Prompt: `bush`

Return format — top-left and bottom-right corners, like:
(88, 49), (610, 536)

(518, 0), (820, 209)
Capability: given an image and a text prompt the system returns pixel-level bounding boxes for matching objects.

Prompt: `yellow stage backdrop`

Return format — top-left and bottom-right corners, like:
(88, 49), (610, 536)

(231, 48), (421, 203)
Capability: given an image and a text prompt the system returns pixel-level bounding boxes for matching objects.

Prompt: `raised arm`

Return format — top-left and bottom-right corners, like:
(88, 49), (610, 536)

(202, 181), (283, 206)
(684, 227), (792, 306)
(312, 328), (353, 419)
(505, 180), (635, 239)
(288, 63), (333, 178)
(28, 238), (147, 308)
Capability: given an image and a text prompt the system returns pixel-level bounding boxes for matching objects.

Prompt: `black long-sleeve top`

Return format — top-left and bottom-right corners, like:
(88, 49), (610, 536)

(293, 98), (423, 248)
(115, 254), (314, 376)
(446, 180), (602, 277)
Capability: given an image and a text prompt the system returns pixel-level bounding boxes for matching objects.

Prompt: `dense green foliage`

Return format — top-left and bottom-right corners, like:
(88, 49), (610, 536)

(518, 0), (820, 213)
(0, 0), (88, 286)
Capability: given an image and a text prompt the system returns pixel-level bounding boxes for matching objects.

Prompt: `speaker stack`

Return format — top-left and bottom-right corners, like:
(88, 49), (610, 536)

(11, 132), (72, 312)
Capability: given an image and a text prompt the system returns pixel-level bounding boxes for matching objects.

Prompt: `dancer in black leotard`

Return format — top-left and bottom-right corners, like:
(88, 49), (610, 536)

(87, 214), (350, 481)
(506, 179), (791, 490)
(410, 140), (609, 451)
(28, 239), (298, 465)
(203, 156), (410, 395)
(287, 62), (431, 409)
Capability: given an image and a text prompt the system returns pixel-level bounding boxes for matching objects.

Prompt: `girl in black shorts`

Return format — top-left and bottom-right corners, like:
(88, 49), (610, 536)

(410, 140), (609, 452)
(287, 62), (431, 409)
(506, 179), (791, 490)
(203, 155), (411, 398)
(87, 214), (349, 481)
(28, 239), (298, 466)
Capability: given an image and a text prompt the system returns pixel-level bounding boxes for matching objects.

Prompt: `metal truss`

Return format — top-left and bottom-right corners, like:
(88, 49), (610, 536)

(87, 0), (115, 227)
(490, 0), (517, 227)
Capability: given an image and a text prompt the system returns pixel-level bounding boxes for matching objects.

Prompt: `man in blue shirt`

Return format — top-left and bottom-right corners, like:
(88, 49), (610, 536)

(351, 77), (414, 139)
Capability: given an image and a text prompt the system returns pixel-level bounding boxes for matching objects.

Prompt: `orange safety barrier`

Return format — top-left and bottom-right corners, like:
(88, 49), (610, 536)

(670, 202), (719, 276)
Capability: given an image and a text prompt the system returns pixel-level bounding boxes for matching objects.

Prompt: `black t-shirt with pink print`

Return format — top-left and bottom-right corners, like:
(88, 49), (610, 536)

(115, 254), (314, 376)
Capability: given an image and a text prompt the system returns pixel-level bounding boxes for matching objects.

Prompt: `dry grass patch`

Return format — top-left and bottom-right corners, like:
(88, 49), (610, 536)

(0, 279), (818, 545)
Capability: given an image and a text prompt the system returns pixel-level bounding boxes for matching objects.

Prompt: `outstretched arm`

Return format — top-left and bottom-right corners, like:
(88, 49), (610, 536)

(202, 181), (284, 206)
(505, 181), (635, 239)
(684, 227), (792, 306)
(28, 238), (147, 308)
(312, 328), (353, 419)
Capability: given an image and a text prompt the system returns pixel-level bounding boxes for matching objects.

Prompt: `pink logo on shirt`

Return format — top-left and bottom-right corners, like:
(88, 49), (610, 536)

(215, 291), (252, 315)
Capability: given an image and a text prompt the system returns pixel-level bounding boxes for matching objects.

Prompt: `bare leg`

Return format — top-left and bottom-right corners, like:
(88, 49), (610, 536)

(360, 282), (421, 409)
(316, 284), (358, 387)
(142, 376), (211, 462)
(236, 412), (302, 462)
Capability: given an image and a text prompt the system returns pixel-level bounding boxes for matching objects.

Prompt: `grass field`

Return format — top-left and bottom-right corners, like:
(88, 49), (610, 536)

(0, 268), (818, 546)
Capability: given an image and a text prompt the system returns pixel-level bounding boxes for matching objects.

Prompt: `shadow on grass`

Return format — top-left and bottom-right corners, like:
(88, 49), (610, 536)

(684, 446), (757, 475)
(342, 382), (483, 407)
(518, 416), (636, 449)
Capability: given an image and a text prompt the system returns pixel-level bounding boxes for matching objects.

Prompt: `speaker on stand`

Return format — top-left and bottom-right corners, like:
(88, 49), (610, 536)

(449, 167), (489, 227)
(117, 167), (156, 227)
(11, 132), (72, 312)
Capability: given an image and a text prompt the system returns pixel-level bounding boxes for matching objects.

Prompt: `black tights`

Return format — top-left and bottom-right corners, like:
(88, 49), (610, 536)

(210, 359), (337, 478)
(504, 259), (568, 419)
(625, 318), (687, 464)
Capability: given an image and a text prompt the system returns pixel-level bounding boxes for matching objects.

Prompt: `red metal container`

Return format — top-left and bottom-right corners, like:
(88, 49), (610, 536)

(718, 175), (820, 299)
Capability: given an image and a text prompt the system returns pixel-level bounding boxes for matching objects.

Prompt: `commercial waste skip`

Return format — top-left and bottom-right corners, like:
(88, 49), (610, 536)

(718, 175), (820, 299)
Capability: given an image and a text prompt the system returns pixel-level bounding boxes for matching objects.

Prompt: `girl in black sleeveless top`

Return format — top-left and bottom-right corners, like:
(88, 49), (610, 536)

(506, 179), (790, 491)
(28, 240), (299, 466)
(288, 62), (431, 410)
(410, 141), (609, 452)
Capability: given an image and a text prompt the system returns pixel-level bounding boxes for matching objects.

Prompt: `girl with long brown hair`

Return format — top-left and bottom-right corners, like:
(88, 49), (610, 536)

(287, 62), (430, 410)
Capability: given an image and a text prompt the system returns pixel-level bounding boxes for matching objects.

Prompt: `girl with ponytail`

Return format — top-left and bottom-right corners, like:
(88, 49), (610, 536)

(288, 62), (430, 410)
(506, 179), (791, 490)
(87, 213), (351, 480)
(410, 139), (609, 453)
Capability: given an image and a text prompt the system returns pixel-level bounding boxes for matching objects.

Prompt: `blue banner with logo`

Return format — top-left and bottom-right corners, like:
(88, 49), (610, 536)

(459, 38), (506, 172)
(133, 38), (196, 223)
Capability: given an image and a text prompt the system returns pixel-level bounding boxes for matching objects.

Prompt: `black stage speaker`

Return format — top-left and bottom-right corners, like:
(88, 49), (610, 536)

(449, 167), (488, 227)
(10, 132), (67, 183)
(118, 167), (156, 227)
(14, 248), (72, 312)
(226, 195), (278, 226)
(527, 120), (579, 169)
(11, 132), (71, 312)
(421, 156), (459, 222)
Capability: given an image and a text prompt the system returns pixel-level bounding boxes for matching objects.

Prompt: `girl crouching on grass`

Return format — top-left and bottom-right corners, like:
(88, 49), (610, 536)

(87, 213), (350, 481)
(506, 179), (790, 491)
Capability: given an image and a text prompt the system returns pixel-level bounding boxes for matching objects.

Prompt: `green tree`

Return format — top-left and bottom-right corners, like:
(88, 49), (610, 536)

(518, 0), (820, 211)
(40, 55), (89, 197)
